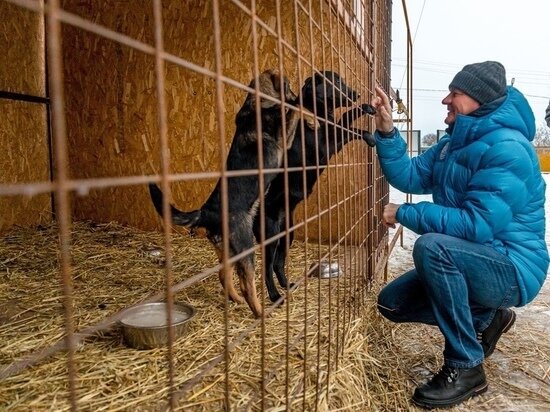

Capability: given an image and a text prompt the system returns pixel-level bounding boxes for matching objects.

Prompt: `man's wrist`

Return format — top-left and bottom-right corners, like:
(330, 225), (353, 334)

(378, 127), (396, 138)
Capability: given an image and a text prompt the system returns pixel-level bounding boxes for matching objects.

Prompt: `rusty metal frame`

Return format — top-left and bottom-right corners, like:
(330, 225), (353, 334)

(0, 0), (393, 410)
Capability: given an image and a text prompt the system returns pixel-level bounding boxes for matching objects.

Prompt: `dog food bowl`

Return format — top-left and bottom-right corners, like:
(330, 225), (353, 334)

(119, 302), (196, 349)
(309, 261), (343, 279)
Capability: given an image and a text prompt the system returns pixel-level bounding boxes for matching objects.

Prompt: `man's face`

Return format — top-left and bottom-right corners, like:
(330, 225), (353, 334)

(441, 89), (481, 125)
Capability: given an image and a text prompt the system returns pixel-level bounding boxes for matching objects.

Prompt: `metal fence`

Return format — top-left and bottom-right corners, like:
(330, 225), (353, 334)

(0, 0), (393, 410)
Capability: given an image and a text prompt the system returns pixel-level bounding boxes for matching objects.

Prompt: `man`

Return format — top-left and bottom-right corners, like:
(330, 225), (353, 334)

(371, 61), (548, 409)
(546, 99), (550, 127)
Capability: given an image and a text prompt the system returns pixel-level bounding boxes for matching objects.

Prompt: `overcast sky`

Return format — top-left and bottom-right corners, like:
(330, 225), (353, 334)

(391, 0), (550, 137)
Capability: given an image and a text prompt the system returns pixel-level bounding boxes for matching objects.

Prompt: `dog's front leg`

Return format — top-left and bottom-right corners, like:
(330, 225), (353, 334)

(338, 103), (376, 130)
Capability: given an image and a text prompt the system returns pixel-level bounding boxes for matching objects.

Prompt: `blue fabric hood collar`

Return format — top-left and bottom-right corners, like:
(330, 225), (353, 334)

(448, 86), (535, 148)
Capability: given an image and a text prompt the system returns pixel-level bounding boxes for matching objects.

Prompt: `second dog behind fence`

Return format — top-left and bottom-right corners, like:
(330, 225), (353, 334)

(149, 69), (299, 318)
(254, 71), (377, 302)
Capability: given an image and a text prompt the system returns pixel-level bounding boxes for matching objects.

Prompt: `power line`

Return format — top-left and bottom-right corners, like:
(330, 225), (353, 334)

(393, 58), (550, 78)
(403, 88), (549, 99)
(393, 63), (550, 84)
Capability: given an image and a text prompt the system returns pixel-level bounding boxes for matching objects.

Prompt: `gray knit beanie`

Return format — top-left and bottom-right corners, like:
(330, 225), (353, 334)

(449, 61), (507, 104)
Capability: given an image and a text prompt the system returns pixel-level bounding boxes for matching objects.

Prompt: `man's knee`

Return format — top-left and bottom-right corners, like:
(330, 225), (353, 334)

(377, 286), (402, 322)
(412, 233), (452, 270)
(413, 232), (440, 257)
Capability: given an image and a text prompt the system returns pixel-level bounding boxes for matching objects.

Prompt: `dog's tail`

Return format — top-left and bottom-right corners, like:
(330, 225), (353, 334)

(148, 184), (201, 228)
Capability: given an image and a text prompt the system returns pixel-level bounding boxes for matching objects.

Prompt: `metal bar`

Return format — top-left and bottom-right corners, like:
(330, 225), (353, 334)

(0, 90), (49, 104)
(325, 0), (343, 375)
(305, 0), (324, 406)
(42, 8), (56, 220)
(0, 0), (394, 408)
(304, 0), (321, 407)
(207, 0), (232, 409)
(150, 0), (176, 409)
(0, 159), (372, 197)
(45, 0), (77, 409)
(318, 0), (333, 401)
(248, 1), (268, 408)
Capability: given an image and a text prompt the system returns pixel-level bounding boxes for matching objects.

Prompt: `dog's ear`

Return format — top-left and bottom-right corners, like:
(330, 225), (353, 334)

(281, 76), (297, 102)
(315, 74), (334, 104)
(314, 71), (324, 84)
(271, 72), (296, 101)
(300, 76), (314, 102)
(301, 76), (313, 93)
(255, 70), (278, 109)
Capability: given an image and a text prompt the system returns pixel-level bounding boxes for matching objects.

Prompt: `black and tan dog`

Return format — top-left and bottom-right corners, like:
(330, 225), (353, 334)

(253, 71), (377, 302)
(149, 69), (300, 318)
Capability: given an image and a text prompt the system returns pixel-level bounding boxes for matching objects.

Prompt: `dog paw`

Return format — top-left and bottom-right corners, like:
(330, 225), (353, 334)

(361, 103), (377, 115)
(363, 132), (376, 147)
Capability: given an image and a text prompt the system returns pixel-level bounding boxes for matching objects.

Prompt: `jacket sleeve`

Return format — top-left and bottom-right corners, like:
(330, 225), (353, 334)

(375, 128), (437, 194)
(545, 100), (550, 127)
(396, 138), (535, 243)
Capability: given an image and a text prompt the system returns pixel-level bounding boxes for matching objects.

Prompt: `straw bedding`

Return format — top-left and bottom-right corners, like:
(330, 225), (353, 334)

(0, 221), (386, 411)
(1, 222), (549, 411)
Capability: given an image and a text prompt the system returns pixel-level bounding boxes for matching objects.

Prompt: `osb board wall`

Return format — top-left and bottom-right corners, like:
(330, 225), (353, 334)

(0, 3), (51, 231)
(0, 2), (45, 95)
(60, 0), (386, 243)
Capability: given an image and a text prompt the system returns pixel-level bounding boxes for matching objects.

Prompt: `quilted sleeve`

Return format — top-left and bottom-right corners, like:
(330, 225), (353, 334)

(375, 128), (438, 194)
(396, 139), (535, 243)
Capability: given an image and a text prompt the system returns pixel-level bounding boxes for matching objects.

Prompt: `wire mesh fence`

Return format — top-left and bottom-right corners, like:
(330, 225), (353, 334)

(0, 0), (392, 410)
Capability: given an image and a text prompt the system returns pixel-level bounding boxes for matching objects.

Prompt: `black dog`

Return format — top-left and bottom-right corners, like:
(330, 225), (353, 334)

(253, 71), (377, 302)
(149, 69), (299, 318)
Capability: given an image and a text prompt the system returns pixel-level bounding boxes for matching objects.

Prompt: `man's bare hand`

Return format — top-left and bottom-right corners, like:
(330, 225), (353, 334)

(371, 86), (394, 134)
(383, 203), (401, 228)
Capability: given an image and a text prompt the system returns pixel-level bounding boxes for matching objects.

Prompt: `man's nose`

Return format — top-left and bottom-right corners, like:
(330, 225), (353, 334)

(441, 93), (452, 105)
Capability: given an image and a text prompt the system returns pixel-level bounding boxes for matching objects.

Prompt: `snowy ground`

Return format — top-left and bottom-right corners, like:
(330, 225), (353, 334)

(382, 174), (550, 411)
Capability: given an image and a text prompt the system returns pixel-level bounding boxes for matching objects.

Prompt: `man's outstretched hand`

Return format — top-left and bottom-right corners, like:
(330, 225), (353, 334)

(371, 86), (394, 134)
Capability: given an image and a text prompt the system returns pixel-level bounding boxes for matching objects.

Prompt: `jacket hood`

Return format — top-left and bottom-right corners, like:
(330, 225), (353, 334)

(449, 86), (536, 148)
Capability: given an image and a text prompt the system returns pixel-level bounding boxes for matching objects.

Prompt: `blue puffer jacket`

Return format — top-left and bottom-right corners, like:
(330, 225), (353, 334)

(376, 87), (548, 306)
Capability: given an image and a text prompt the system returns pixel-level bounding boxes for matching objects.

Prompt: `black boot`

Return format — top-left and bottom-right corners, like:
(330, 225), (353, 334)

(479, 308), (516, 358)
(412, 364), (487, 409)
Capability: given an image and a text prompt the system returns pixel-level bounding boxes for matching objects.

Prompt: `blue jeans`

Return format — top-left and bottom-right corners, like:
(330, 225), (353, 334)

(378, 233), (521, 369)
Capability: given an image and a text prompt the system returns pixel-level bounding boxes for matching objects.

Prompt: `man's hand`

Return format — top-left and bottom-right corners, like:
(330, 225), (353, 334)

(383, 203), (401, 228)
(371, 86), (394, 134)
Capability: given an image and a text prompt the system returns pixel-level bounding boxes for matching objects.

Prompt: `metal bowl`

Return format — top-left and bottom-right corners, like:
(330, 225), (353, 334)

(119, 302), (196, 350)
(309, 261), (343, 279)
